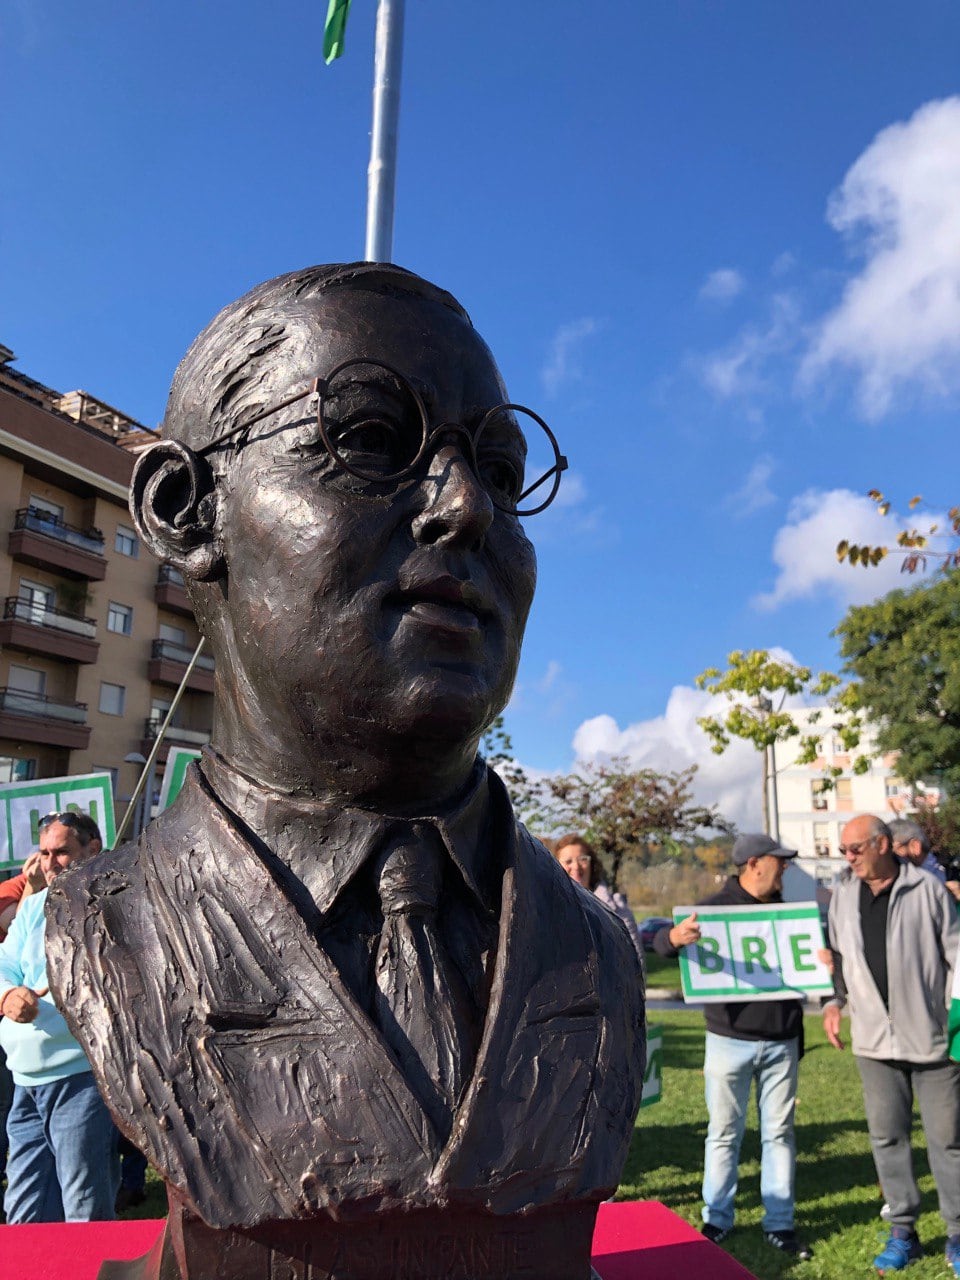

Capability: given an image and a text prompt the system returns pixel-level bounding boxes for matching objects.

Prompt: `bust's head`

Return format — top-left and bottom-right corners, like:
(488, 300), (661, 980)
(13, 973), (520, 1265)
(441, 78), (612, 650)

(132, 264), (542, 808)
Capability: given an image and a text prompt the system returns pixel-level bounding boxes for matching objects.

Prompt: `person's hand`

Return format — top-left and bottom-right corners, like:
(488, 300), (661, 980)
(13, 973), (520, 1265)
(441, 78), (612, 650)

(946, 879), (960, 904)
(22, 851), (45, 895)
(0, 984), (48, 1023)
(823, 1003), (845, 1051)
(817, 947), (834, 974)
(669, 912), (701, 948)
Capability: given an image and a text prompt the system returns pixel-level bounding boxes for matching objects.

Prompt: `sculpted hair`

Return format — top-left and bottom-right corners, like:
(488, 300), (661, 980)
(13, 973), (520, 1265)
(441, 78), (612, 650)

(162, 262), (472, 454)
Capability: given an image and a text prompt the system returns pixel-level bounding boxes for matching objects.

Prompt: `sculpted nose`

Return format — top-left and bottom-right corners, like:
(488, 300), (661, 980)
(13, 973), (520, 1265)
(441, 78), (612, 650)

(411, 439), (494, 550)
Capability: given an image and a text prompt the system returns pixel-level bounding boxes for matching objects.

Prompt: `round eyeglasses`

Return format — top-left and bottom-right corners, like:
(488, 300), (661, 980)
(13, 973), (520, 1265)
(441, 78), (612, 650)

(197, 359), (568, 517)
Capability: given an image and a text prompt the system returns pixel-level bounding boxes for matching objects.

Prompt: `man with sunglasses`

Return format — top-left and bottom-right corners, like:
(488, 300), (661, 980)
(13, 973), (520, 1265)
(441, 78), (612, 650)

(824, 814), (960, 1275)
(0, 812), (117, 1222)
(46, 264), (645, 1277)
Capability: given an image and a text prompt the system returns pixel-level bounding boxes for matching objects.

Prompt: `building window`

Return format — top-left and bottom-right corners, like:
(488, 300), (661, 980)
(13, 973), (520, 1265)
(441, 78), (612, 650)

(28, 495), (64, 522)
(107, 602), (133, 636)
(0, 755), (37, 783)
(18, 579), (55, 623)
(8, 664), (45, 695)
(92, 765), (119, 793)
(811, 780), (829, 811)
(115, 525), (139, 558)
(885, 777), (903, 798)
(158, 622), (186, 646)
(99, 682), (125, 716)
(835, 778), (853, 811)
(813, 822), (832, 857)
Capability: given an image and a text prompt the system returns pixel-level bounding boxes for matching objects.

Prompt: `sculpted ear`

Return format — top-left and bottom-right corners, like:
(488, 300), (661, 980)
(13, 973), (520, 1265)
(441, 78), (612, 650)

(130, 441), (223, 582)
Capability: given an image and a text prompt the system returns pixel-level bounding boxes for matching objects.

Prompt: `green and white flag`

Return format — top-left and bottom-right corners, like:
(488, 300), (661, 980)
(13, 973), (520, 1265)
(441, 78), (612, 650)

(323, 0), (352, 64)
(949, 933), (960, 1063)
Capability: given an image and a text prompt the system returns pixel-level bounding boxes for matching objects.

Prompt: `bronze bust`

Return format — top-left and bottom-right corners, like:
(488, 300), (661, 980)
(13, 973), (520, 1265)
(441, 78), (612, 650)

(47, 264), (645, 1280)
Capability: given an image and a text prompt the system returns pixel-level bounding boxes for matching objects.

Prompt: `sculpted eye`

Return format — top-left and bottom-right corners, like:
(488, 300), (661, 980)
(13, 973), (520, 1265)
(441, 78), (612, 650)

(477, 455), (522, 505)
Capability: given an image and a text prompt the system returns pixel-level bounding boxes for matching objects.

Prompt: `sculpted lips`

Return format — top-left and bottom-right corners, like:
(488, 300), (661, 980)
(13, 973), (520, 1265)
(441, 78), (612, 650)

(388, 572), (489, 635)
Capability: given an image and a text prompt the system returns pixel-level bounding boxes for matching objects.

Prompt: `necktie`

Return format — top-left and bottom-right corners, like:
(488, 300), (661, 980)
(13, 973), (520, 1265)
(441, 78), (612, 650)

(373, 823), (475, 1142)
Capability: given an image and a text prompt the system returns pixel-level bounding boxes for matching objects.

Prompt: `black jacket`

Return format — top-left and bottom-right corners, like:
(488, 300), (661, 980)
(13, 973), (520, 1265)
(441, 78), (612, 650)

(653, 876), (804, 1047)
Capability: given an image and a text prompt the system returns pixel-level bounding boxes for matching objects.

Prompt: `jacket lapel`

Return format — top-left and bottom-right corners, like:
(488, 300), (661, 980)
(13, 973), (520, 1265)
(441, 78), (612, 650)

(434, 818), (605, 1207)
(143, 770), (439, 1220)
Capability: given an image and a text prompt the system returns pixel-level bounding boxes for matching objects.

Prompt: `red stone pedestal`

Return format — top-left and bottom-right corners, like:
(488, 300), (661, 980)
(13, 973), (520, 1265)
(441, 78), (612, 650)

(0, 1201), (757, 1280)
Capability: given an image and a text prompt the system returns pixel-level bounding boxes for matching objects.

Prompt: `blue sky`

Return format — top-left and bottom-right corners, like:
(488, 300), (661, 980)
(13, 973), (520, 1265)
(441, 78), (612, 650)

(4, 2), (960, 826)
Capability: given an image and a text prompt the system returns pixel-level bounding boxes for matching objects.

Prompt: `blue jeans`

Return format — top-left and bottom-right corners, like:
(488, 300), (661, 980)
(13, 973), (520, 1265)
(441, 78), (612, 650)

(4, 1071), (119, 1223)
(701, 1031), (798, 1232)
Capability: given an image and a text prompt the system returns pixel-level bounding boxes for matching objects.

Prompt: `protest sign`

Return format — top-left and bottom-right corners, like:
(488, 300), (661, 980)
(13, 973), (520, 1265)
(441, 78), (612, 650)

(158, 746), (201, 812)
(639, 1023), (663, 1108)
(673, 902), (832, 1003)
(0, 773), (116, 866)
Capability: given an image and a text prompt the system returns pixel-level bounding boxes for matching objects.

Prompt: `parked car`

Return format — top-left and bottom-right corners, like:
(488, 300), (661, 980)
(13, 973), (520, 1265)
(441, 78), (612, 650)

(638, 916), (673, 952)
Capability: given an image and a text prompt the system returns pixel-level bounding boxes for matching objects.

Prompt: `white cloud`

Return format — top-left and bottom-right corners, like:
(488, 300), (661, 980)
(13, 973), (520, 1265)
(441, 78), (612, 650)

(541, 318), (600, 397)
(802, 97), (960, 419)
(536, 660), (563, 694)
(771, 251), (797, 278)
(700, 292), (800, 400)
(725, 455), (776, 518)
(699, 268), (745, 302)
(754, 487), (939, 611)
(570, 686), (765, 832)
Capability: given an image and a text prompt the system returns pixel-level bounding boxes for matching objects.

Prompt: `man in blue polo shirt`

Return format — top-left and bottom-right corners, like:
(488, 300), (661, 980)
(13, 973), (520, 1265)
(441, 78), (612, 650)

(0, 812), (117, 1222)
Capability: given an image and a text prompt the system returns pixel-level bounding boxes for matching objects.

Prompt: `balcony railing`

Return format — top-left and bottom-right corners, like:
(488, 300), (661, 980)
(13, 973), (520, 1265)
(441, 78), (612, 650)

(143, 717), (210, 745)
(0, 687), (88, 724)
(157, 564), (185, 587)
(14, 508), (105, 556)
(3, 596), (97, 639)
(150, 639), (215, 671)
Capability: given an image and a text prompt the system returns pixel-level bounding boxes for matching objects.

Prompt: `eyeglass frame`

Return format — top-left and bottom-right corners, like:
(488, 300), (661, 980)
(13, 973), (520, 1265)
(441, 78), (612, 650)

(195, 357), (569, 517)
(838, 835), (880, 857)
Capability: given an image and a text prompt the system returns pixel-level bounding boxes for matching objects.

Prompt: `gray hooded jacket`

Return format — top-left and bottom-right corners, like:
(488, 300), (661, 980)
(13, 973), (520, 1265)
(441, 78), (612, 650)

(827, 860), (958, 1062)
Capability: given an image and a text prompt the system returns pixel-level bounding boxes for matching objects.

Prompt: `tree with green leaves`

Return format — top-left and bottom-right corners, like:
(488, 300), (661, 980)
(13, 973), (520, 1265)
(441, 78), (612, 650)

(836, 572), (960, 795)
(695, 649), (865, 836)
(543, 758), (732, 892)
(479, 715), (547, 830)
(837, 490), (960, 574)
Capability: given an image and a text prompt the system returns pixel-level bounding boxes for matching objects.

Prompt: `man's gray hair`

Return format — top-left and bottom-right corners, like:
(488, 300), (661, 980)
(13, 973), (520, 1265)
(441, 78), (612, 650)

(888, 818), (930, 852)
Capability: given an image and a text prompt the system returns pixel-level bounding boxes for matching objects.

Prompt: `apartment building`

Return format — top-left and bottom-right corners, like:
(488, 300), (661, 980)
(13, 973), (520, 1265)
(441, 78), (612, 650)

(774, 706), (934, 865)
(0, 345), (213, 803)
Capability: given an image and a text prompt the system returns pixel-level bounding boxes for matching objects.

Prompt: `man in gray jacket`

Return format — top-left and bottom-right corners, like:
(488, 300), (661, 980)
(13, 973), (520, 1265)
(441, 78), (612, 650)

(823, 813), (960, 1275)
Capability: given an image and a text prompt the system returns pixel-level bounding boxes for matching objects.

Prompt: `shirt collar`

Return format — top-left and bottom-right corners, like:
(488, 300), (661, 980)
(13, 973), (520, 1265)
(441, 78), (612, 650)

(198, 748), (497, 915)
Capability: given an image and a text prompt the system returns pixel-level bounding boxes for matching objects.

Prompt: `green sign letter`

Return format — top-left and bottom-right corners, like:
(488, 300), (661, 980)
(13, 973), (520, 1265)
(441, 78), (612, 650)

(696, 937), (724, 973)
(741, 936), (772, 973)
(789, 931), (816, 971)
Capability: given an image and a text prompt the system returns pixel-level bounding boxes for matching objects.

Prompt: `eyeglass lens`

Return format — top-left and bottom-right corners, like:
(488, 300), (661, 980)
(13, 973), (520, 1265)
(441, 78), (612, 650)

(318, 361), (565, 516)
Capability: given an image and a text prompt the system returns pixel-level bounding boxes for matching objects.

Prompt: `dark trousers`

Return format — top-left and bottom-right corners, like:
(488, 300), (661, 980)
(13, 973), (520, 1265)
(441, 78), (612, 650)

(856, 1055), (960, 1236)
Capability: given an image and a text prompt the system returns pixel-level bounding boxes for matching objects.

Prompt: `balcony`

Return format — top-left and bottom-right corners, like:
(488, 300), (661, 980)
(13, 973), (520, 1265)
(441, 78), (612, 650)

(8, 508), (107, 581)
(154, 563), (192, 617)
(0, 687), (91, 749)
(0, 597), (99, 664)
(147, 638), (215, 694)
(139, 715), (210, 763)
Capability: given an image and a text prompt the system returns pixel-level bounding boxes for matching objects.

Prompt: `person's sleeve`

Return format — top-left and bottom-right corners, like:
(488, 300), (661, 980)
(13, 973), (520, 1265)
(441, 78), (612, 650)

(613, 891), (645, 962)
(940, 882), (959, 1007)
(822, 898), (847, 1009)
(652, 924), (679, 959)
(0, 906), (27, 1003)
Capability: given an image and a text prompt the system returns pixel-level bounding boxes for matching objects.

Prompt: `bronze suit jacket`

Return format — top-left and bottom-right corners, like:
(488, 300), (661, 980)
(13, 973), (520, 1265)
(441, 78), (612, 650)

(47, 766), (645, 1231)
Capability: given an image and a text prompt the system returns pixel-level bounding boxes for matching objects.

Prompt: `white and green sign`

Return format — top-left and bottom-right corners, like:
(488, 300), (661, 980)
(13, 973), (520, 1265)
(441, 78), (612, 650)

(639, 1023), (663, 1108)
(158, 746), (201, 812)
(0, 773), (116, 866)
(673, 902), (832, 1003)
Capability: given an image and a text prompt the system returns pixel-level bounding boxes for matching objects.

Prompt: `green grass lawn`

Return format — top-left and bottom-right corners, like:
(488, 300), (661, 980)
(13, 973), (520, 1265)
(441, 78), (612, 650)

(621, 1010), (953, 1280)
(644, 950), (682, 989)
(122, 1010), (951, 1280)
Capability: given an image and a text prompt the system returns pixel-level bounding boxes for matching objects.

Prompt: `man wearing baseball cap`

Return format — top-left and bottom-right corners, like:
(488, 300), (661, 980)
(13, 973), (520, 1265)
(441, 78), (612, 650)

(653, 833), (812, 1260)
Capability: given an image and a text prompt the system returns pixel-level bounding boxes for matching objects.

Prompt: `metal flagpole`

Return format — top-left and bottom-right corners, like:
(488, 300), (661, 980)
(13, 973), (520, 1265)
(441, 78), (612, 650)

(364, 0), (405, 262)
